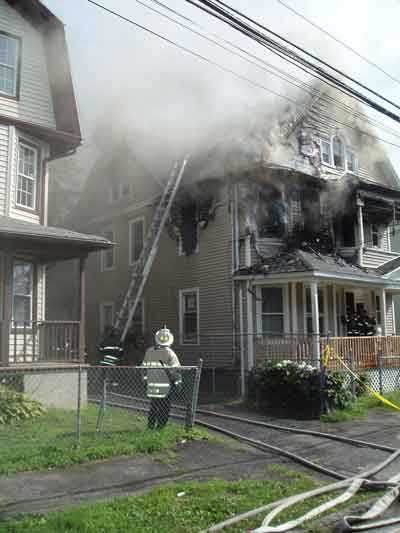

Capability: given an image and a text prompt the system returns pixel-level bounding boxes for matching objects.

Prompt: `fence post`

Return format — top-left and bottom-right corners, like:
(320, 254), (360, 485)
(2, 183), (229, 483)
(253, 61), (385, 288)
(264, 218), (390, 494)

(185, 359), (203, 430)
(76, 364), (82, 448)
(348, 350), (356, 396)
(378, 348), (383, 395)
(96, 368), (108, 432)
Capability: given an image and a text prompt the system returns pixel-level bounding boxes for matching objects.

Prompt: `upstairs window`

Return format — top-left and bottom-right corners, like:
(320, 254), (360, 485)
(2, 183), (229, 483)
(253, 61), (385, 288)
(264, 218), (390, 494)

(0, 33), (19, 97)
(333, 136), (344, 168)
(320, 140), (331, 165)
(346, 149), (356, 172)
(101, 229), (115, 271)
(17, 142), (38, 210)
(129, 218), (144, 264)
(371, 224), (381, 247)
(12, 261), (33, 323)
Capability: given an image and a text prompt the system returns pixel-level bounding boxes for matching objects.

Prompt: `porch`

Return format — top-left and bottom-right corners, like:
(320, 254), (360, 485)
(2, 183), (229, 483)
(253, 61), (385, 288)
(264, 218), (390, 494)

(0, 216), (113, 365)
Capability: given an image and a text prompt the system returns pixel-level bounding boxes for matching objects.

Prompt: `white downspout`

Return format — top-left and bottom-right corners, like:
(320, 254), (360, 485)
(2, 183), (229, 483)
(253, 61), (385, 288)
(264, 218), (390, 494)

(310, 280), (320, 365)
(356, 196), (365, 267)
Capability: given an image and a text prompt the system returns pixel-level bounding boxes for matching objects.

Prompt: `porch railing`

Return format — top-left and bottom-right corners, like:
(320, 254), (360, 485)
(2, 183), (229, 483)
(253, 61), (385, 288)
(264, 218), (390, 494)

(1, 321), (81, 365)
(255, 334), (400, 371)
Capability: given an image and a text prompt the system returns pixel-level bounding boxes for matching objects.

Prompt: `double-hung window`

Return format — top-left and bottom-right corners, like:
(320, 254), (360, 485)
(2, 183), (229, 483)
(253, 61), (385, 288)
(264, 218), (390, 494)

(101, 229), (115, 271)
(261, 287), (284, 334)
(180, 289), (199, 344)
(129, 218), (144, 264)
(17, 142), (38, 210)
(0, 33), (19, 97)
(371, 224), (381, 248)
(100, 302), (114, 334)
(320, 140), (331, 165)
(12, 261), (33, 323)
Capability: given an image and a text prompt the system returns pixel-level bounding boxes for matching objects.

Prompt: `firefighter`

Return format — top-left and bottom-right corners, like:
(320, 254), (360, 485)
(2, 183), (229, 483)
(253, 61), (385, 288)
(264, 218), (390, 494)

(142, 326), (181, 430)
(98, 326), (124, 366)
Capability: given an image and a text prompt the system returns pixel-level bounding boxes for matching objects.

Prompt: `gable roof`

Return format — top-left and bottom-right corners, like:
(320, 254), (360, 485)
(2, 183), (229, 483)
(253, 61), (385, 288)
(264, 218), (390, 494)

(4, 0), (81, 157)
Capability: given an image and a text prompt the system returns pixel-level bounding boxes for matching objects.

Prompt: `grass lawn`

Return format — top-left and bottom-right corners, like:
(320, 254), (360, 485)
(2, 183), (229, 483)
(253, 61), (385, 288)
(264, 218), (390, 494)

(321, 389), (400, 422)
(0, 467), (375, 533)
(0, 405), (208, 474)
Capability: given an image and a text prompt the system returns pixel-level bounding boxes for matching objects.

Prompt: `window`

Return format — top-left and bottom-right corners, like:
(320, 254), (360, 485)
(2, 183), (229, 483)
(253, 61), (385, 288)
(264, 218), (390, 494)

(101, 229), (115, 271)
(0, 33), (19, 97)
(261, 287), (284, 334)
(375, 295), (382, 325)
(100, 302), (114, 334)
(129, 218), (144, 264)
(129, 299), (144, 334)
(180, 289), (199, 344)
(332, 136), (344, 168)
(320, 140), (331, 165)
(305, 287), (325, 334)
(12, 261), (33, 323)
(346, 149), (356, 172)
(16, 142), (38, 210)
(371, 224), (381, 247)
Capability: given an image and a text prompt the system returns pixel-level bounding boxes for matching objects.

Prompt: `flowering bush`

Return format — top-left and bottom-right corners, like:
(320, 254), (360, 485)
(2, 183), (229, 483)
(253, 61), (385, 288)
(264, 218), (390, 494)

(252, 360), (355, 416)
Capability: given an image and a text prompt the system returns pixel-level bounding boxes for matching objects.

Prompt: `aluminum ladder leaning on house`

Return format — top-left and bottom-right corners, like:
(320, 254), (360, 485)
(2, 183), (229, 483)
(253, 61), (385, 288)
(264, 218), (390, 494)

(114, 157), (188, 344)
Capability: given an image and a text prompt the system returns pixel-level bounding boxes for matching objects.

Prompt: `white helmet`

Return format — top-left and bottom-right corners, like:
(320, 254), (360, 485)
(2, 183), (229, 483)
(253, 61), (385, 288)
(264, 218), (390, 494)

(155, 326), (174, 347)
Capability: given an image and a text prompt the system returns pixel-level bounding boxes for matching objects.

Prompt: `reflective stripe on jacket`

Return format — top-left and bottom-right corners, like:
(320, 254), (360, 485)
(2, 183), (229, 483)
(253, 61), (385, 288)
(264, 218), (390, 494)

(141, 346), (181, 398)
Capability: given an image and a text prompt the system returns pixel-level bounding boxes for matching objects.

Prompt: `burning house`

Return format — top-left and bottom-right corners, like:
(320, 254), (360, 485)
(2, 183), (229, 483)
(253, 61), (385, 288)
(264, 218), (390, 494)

(67, 85), (400, 393)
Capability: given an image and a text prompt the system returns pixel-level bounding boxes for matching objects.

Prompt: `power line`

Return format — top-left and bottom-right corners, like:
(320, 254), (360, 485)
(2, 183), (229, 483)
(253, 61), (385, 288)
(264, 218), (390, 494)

(187, 0), (400, 121)
(276, 0), (400, 88)
(144, 0), (400, 142)
(86, 0), (400, 150)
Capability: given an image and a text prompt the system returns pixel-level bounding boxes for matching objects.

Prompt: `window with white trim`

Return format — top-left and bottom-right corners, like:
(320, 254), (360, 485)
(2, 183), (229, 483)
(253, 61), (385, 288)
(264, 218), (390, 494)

(0, 33), (18, 97)
(305, 287), (325, 334)
(346, 149), (356, 172)
(375, 294), (382, 325)
(129, 218), (144, 264)
(101, 229), (115, 271)
(100, 302), (114, 334)
(371, 224), (382, 247)
(320, 140), (331, 165)
(17, 142), (38, 210)
(180, 289), (199, 344)
(261, 287), (284, 334)
(320, 136), (357, 172)
(333, 136), (344, 168)
(12, 261), (33, 323)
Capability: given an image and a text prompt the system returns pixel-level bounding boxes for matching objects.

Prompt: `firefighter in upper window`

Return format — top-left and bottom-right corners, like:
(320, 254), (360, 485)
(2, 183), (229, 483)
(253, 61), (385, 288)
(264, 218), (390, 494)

(141, 327), (181, 430)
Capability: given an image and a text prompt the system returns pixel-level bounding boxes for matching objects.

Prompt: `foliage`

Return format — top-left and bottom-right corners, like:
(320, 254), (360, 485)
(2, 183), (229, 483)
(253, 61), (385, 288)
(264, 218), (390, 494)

(0, 385), (45, 425)
(0, 476), (375, 533)
(321, 389), (400, 422)
(252, 360), (357, 416)
(0, 405), (210, 474)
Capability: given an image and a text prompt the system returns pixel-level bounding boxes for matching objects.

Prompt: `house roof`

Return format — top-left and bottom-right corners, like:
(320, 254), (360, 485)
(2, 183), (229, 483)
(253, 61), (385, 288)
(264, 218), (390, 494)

(235, 249), (388, 284)
(0, 216), (112, 252)
(4, 0), (81, 156)
(376, 256), (400, 276)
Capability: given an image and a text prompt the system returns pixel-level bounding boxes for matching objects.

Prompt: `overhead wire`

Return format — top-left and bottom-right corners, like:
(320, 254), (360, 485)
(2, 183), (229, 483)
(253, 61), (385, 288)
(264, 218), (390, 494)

(87, 0), (400, 151)
(276, 0), (400, 88)
(144, 0), (400, 142)
(186, 0), (400, 120)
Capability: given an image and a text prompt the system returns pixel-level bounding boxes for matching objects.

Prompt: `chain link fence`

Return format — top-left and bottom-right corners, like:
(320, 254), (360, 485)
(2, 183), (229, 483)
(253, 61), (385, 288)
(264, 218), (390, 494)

(0, 362), (202, 471)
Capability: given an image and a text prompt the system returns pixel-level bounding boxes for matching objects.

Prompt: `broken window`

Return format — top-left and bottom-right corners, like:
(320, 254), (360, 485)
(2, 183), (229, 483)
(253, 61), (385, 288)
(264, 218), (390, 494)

(180, 289), (199, 344)
(261, 287), (284, 334)
(346, 149), (355, 172)
(342, 215), (355, 247)
(101, 229), (115, 270)
(257, 188), (287, 238)
(129, 218), (144, 264)
(333, 136), (344, 168)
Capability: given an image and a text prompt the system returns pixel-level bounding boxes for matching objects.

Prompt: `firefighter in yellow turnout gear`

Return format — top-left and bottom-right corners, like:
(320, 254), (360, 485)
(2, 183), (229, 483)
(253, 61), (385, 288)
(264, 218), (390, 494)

(142, 327), (181, 429)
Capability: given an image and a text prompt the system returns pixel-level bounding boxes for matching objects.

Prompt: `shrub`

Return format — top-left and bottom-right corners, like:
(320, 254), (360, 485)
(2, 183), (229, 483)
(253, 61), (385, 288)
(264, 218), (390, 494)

(0, 385), (45, 425)
(253, 360), (356, 416)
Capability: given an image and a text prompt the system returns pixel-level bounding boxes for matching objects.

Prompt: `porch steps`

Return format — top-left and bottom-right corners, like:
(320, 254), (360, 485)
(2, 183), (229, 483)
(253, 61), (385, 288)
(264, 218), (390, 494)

(114, 158), (188, 342)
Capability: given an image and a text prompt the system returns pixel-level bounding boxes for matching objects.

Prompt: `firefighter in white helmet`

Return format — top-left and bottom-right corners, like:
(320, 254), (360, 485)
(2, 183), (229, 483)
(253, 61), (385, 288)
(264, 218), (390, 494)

(142, 326), (181, 429)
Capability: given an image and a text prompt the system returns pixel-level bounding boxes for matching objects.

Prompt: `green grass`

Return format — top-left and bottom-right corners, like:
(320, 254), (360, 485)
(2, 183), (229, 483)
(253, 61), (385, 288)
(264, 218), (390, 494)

(0, 405), (209, 474)
(0, 474), (377, 533)
(321, 390), (400, 422)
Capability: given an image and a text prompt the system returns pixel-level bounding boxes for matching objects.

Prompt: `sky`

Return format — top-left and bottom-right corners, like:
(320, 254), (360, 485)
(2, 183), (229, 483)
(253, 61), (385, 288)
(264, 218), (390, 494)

(42, 0), (400, 176)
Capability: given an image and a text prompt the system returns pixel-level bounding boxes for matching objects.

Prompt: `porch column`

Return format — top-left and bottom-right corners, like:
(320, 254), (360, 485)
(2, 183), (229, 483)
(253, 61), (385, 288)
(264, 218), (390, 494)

(380, 288), (387, 336)
(291, 282), (298, 334)
(357, 196), (364, 266)
(332, 286), (338, 336)
(78, 256), (87, 363)
(246, 281), (255, 369)
(310, 281), (320, 364)
(1, 254), (12, 366)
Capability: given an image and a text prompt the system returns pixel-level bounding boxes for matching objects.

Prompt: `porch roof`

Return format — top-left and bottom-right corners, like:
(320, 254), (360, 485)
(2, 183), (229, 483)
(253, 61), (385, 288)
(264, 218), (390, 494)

(0, 216), (113, 260)
(234, 249), (400, 288)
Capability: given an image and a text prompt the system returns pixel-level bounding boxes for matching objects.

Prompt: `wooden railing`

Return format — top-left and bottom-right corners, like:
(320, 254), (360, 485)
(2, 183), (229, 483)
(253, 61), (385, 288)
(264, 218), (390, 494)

(1, 321), (81, 365)
(255, 334), (400, 371)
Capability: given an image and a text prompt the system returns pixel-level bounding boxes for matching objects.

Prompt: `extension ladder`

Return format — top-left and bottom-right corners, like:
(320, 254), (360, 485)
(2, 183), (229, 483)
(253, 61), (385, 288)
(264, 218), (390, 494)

(114, 158), (188, 343)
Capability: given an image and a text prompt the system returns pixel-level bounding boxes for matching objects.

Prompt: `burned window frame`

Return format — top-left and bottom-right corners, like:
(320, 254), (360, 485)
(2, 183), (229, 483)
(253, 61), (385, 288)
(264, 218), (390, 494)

(179, 288), (200, 345)
(129, 217), (145, 265)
